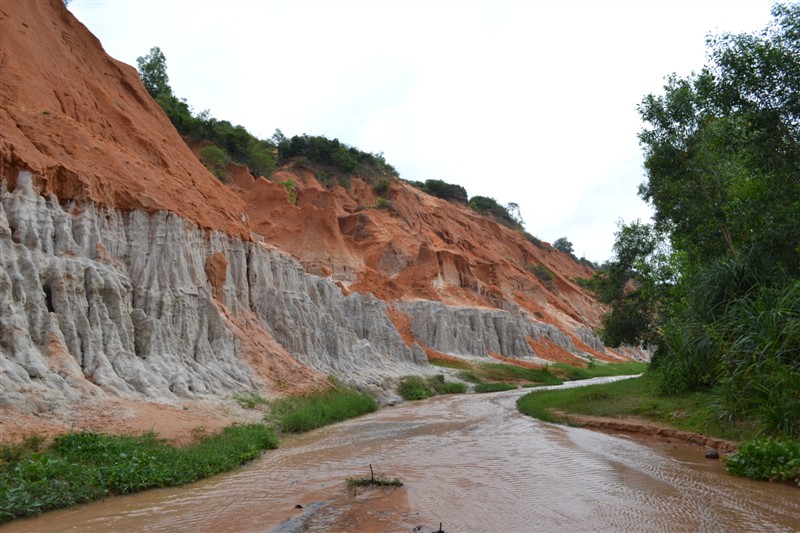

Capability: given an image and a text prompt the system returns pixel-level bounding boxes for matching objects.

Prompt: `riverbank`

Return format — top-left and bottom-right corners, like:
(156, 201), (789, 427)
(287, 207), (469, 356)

(516, 372), (800, 485)
(516, 373), (750, 449)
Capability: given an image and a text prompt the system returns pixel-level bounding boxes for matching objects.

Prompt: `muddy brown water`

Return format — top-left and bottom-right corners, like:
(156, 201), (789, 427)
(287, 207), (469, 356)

(6, 376), (800, 532)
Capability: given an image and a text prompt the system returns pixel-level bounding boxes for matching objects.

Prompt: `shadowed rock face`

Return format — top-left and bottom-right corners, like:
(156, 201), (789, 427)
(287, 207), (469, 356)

(397, 301), (579, 361)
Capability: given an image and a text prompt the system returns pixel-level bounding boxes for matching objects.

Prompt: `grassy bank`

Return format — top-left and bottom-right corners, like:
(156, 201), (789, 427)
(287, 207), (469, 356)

(516, 373), (800, 486)
(397, 374), (467, 400)
(0, 424), (278, 523)
(269, 385), (378, 432)
(428, 359), (648, 394)
(516, 372), (745, 439)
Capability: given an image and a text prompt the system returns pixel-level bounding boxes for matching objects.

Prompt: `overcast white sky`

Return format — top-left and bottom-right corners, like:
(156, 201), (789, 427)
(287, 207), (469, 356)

(70, 0), (775, 262)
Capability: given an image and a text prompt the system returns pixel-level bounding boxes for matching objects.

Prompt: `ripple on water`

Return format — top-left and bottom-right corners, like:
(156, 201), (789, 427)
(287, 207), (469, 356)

(4, 379), (800, 532)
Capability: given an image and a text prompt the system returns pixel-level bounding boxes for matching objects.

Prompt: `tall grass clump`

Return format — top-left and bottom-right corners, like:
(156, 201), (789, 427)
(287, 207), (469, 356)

(0, 425), (277, 523)
(397, 375), (466, 401)
(269, 385), (378, 432)
(654, 259), (800, 438)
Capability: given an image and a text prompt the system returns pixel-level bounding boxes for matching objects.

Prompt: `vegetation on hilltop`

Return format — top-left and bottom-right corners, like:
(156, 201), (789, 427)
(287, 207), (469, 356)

(407, 178), (469, 203)
(591, 3), (799, 440)
(136, 48), (589, 266)
(136, 47), (395, 183)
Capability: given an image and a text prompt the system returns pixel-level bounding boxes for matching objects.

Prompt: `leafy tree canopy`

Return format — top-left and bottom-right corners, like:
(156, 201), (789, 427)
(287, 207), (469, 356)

(408, 179), (468, 203)
(595, 3), (800, 436)
(553, 237), (573, 254)
(274, 133), (397, 181)
(468, 196), (523, 229)
(136, 47), (172, 100)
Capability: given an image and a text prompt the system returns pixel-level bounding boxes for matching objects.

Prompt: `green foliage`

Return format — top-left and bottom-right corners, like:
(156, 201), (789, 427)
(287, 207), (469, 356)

(469, 196), (523, 229)
(412, 179), (469, 203)
(517, 373), (747, 440)
(571, 276), (594, 290)
(0, 425), (277, 523)
(234, 391), (269, 410)
(725, 437), (800, 485)
(346, 467), (403, 491)
(274, 133), (396, 182)
(592, 220), (678, 347)
(523, 231), (546, 249)
(199, 145), (229, 182)
(553, 237), (574, 254)
(277, 178), (298, 204)
(526, 263), (556, 288)
(136, 46), (171, 99)
(479, 363), (562, 385)
(268, 386), (378, 433)
(397, 376), (430, 400)
(137, 47), (277, 178)
(397, 375), (467, 401)
(455, 370), (483, 383)
(552, 361), (648, 381)
(374, 197), (391, 210)
(372, 177), (391, 195)
(474, 382), (517, 393)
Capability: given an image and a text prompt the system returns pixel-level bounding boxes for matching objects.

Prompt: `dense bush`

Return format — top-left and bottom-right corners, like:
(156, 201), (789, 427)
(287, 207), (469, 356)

(372, 177), (391, 195)
(593, 4), (800, 442)
(199, 145), (229, 181)
(526, 263), (556, 287)
(726, 438), (800, 485)
(553, 237), (573, 254)
(275, 134), (396, 181)
(410, 179), (468, 203)
(468, 196), (522, 229)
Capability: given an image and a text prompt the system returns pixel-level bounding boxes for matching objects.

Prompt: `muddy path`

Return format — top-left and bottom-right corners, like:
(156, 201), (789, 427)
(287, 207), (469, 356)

(6, 376), (800, 532)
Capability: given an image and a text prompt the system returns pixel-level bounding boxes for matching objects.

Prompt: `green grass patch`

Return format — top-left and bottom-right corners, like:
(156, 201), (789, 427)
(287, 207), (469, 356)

(0, 424), (277, 523)
(397, 375), (467, 401)
(269, 386), (378, 432)
(474, 382), (518, 393)
(479, 363), (563, 386)
(429, 359), (472, 371)
(552, 361), (648, 381)
(234, 390), (269, 409)
(516, 373), (752, 440)
(456, 370), (483, 384)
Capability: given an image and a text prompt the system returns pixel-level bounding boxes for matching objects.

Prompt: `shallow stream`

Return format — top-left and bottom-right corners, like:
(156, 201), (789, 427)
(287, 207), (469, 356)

(7, 376), (800, 532)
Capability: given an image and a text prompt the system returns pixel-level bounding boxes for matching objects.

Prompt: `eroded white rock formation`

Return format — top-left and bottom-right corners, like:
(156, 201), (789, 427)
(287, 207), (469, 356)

(0, 172), (425, 413)
(1, 171), (611, 414)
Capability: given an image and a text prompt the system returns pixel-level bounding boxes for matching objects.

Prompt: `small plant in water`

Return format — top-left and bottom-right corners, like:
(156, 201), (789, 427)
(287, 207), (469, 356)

(346, 464), (403, 493)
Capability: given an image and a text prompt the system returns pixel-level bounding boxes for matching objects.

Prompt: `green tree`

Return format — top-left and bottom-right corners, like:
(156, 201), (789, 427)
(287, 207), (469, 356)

(599, 3), (800, 436)
(199, 145), (229, 182)
(553, 237), (573, 254)
(637, 2), (800, 273)
(136, 46), (172, 99)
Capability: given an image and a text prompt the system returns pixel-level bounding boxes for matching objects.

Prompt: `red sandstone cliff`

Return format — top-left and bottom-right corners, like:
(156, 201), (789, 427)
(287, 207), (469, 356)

(0, 0), (634, 441)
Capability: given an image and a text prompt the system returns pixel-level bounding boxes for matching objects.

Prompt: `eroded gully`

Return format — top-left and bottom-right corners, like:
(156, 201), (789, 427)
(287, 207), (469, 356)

(6, 376), (800, 532)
